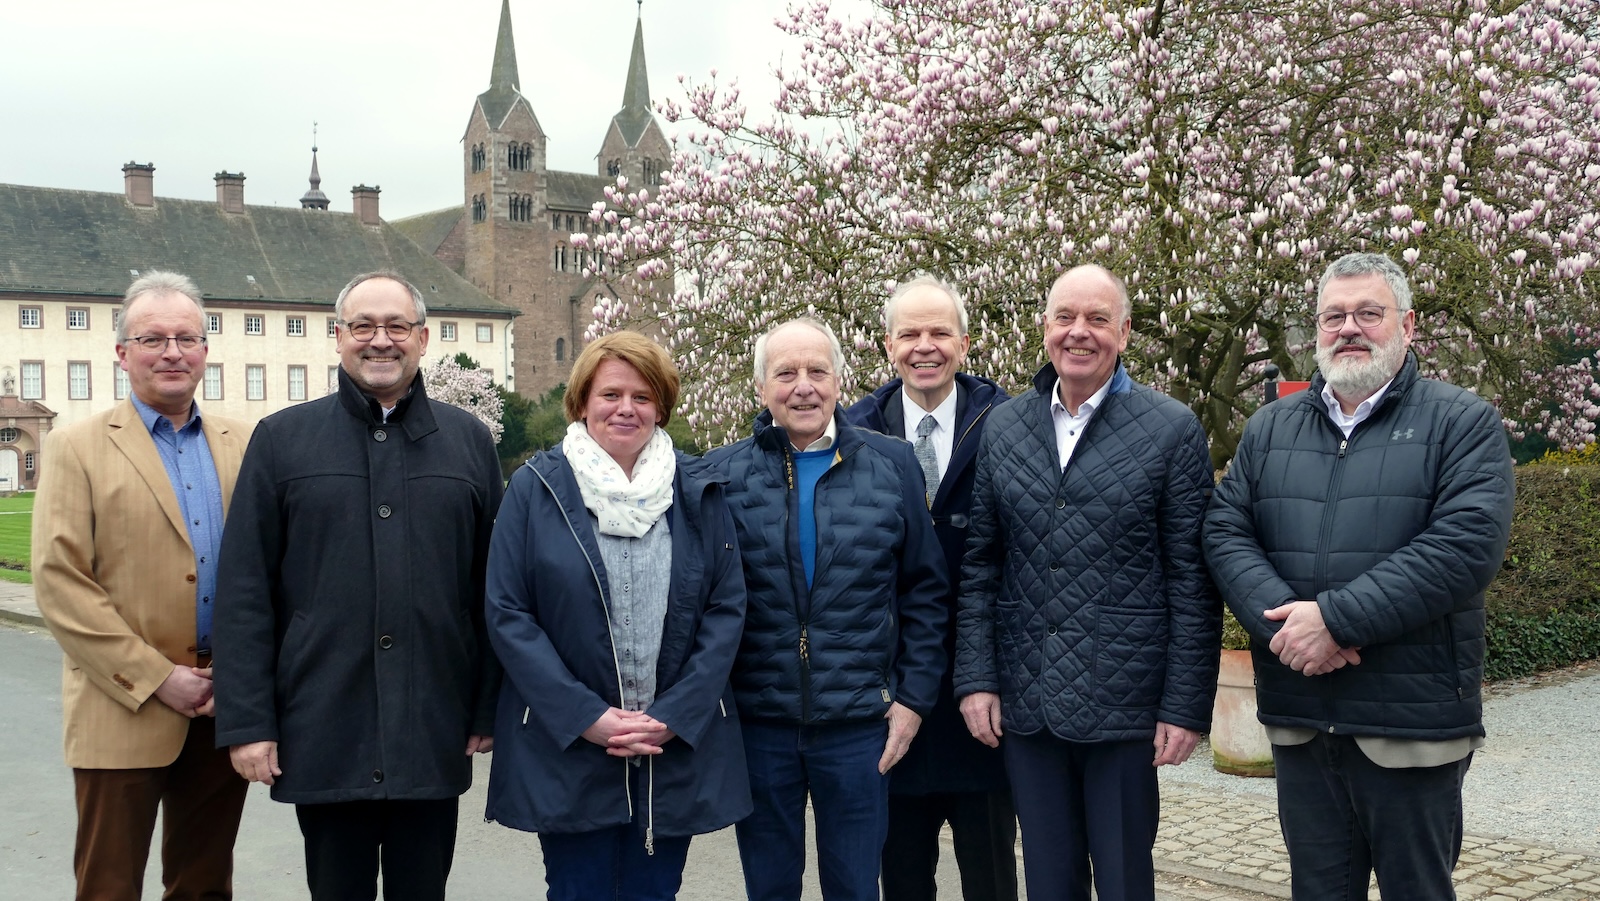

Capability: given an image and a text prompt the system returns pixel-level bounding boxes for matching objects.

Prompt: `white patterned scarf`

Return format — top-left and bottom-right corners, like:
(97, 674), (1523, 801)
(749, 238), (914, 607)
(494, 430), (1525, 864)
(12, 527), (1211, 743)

(562, 420), (676, 538)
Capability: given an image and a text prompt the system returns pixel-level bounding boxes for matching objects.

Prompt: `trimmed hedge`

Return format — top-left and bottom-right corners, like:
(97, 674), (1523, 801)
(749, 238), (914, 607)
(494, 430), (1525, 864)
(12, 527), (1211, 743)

(1215, 445), (1600, 681)
(1483, 447), (1600, 681)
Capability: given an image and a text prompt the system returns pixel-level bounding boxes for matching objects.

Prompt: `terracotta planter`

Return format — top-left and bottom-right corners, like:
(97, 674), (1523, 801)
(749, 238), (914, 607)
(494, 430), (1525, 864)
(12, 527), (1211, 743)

(1210, 649), (1275, 777)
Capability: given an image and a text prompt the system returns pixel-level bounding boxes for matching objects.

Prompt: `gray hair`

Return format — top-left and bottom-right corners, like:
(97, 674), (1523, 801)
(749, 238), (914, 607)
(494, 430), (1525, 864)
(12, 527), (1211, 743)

(118, 270), (205, 341)
(1317, 253), (1413, 311)
(334, 270), (428, 323)
(753, 317), (846, 385)
(884, 274), (970, 336)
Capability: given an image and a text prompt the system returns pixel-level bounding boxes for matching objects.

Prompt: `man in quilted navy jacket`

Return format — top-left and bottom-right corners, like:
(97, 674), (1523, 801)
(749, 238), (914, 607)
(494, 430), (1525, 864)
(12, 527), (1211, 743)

(1205, 253), (1515, 901)
(707, 317), (949, 901)
(954, 264), (1221, 901)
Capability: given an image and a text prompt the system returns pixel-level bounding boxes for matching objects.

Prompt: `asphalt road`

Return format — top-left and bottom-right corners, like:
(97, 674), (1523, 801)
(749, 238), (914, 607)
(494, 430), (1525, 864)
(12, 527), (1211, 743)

(0, 622), (942, 899)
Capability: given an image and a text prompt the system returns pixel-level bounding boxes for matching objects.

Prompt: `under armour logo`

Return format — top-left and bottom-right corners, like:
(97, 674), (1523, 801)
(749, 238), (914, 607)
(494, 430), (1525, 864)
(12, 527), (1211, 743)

(1392, 428), (1415, 440)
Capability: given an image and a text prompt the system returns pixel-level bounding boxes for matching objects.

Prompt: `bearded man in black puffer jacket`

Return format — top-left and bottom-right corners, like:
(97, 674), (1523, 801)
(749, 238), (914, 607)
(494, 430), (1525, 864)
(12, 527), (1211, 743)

(1205, 252), (1515, 901)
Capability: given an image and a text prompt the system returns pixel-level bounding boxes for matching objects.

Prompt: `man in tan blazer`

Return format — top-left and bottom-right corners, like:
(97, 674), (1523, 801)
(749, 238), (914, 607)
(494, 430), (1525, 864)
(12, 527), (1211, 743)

(32, 271), (253, 901)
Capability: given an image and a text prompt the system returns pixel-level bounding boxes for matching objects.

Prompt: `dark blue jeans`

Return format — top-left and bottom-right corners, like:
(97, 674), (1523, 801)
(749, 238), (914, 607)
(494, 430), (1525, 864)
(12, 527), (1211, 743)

(1002, 735), (1159, 901)
(538, 818), (691, 901)
(1274, 734), (1471, 901)
(735, 720), (890, 901)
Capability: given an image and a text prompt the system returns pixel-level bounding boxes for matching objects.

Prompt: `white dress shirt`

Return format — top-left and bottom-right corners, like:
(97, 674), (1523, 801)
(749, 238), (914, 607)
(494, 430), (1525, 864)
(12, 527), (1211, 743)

(1051, 376), (1114, 470)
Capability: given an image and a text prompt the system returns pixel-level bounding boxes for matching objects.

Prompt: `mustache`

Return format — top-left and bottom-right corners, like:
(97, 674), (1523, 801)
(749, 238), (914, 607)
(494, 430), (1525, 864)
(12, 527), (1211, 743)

(1330, 336), (1375, 352)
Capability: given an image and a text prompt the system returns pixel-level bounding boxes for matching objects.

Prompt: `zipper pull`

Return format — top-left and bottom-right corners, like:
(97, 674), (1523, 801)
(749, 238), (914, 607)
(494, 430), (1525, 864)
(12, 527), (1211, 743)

(1338, 439), (1348, 458)
(799, 626), (809, 663)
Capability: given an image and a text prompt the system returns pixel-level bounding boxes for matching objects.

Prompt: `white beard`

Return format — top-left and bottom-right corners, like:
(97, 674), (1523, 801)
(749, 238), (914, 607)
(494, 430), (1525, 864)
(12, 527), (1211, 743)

(1316, 331), (1407, 402)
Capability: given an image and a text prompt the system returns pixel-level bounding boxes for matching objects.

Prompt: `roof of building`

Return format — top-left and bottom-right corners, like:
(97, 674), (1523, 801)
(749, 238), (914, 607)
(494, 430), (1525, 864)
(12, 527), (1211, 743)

(0, 182), (517, 316)
(390, 206), (464, 257)
(549, 170), (610, 212)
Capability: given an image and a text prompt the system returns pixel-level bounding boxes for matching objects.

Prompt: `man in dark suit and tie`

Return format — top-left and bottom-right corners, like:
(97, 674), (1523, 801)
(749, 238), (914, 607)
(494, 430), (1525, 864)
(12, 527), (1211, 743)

(846, 275), (1017, 901)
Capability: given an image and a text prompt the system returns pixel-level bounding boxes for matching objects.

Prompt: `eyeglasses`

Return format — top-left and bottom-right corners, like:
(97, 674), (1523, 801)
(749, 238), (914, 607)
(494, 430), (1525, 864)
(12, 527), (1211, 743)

(340, 320), (419, 342)
(1314, 306), (1392, 332)
(125, 335), (207, 352)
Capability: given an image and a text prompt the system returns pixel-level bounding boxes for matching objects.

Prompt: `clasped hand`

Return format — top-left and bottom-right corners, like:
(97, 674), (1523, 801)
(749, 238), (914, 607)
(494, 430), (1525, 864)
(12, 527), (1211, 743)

(583, 707), (675, 757)
(1265, 601), (1362, 675)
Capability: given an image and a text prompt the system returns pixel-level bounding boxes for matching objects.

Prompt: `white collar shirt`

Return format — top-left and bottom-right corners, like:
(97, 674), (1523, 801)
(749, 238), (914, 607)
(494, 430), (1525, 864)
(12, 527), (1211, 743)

(792, 418), (837, 453)
(1320, 376), (1396, 438)
(900, 387), (959, 477)
(1052, 376), (1114, 470)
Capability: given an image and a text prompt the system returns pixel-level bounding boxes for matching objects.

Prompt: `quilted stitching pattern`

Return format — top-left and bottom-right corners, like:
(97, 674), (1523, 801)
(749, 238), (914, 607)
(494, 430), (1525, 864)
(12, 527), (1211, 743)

(956, 366), (1221, 742)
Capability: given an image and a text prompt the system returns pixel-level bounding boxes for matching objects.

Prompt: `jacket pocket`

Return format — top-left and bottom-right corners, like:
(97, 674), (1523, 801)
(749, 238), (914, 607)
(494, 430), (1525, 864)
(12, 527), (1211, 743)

(1093, 608), (1168, 710)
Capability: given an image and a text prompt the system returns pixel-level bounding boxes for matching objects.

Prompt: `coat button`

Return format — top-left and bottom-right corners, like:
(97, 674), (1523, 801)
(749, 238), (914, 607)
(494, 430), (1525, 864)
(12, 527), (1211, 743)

(186, 573), (197, 583)
(377, 504), (392, 519)
(1049, 563), (1059, 573)
(1056, 498), (1066, 509)
(379, 635), (394, 649)
(372, 769), (384, 782)
(374, 429), (387, 442)
(1047, 625), (1058, 635)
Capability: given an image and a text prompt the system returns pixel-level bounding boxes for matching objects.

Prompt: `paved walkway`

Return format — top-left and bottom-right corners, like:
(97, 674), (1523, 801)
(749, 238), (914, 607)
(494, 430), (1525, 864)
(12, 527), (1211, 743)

(4, 578), (1595, 900)
(0, 578), (42, 628)
(1156, 780), (1600, 900)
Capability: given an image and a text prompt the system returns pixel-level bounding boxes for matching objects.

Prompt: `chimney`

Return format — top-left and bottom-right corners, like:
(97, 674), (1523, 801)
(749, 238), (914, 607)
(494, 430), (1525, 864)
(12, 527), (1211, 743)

(122, 162), (155, 208)
(352, 184), (381, 226)
(214, 171), (246, 214)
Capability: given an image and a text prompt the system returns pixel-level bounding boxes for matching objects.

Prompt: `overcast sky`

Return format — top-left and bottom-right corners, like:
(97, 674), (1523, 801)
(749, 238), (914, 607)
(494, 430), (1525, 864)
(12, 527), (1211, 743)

(0, 0), (866, 220)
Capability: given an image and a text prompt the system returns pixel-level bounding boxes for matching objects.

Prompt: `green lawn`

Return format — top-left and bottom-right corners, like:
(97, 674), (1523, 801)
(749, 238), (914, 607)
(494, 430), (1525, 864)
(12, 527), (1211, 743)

(0, 492), (33, 583)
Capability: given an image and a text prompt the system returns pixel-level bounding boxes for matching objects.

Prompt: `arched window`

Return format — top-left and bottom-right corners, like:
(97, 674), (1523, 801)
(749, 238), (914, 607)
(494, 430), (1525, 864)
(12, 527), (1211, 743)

(555, 338), (566, 361)
(471, 144), (485, 172)
(607, 159), (621, 177)
(554, 244), (568, 272)
(472, 194), (487, 223)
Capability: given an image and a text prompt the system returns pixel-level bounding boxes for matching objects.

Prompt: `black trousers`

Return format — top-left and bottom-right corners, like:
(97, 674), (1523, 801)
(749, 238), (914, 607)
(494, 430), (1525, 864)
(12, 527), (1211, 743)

(1274, 734), (1471, 901)
(294, 798), (459, 901)
(1002, 735), (1159, 901)
(881, 789), (1019, 901)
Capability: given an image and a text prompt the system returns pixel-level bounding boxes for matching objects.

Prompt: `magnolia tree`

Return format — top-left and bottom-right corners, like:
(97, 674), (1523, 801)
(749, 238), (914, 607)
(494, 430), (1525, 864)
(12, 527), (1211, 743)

(582, 0), (1600, 462)
(425, 356), (505, 444)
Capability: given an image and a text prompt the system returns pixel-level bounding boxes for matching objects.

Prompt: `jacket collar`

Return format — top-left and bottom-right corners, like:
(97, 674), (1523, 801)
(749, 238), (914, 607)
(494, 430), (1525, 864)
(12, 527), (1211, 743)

(752, 407), (862, 457)
(849, 372), (1005, 440)
(1031, 360), (1132, 403)
(335, 366), (437, 439)
(1302, 351), (1420, 419)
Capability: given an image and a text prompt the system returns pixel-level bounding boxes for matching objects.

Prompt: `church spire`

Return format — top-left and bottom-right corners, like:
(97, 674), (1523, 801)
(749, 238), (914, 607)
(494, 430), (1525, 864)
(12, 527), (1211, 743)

(610, 10), (656, 147)
(488, 0), (519, 92)
(299, 123), (330, 211)
(476, 0), (527, 129)
(621, 5), (650, 114)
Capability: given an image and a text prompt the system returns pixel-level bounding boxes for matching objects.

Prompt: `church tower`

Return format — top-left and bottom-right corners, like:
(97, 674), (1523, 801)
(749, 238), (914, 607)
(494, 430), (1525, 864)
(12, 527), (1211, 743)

(442, 1), (668, 398)
(461, 0), (549, 395)
(597, 11), (671, 188)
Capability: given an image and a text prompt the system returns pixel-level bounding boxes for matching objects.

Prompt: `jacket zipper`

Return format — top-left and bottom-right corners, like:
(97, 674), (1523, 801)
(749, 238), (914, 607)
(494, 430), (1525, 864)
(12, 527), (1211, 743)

(782, 445), (814, 725)
(533, 465), (634, 819)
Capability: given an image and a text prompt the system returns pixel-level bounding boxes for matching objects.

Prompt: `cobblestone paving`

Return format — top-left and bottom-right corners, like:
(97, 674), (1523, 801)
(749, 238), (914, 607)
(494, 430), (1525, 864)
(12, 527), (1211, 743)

(1158, 784), (1600, 900)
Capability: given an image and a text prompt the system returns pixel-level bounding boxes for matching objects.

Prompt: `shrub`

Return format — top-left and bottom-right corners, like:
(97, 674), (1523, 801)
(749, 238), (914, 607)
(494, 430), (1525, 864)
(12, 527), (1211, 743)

(1483, 447), (1600, 680)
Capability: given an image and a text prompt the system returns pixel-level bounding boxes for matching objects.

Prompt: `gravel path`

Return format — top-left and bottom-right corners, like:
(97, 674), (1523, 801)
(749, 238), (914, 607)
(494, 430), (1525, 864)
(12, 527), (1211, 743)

(1158, 661), (1600, 855)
